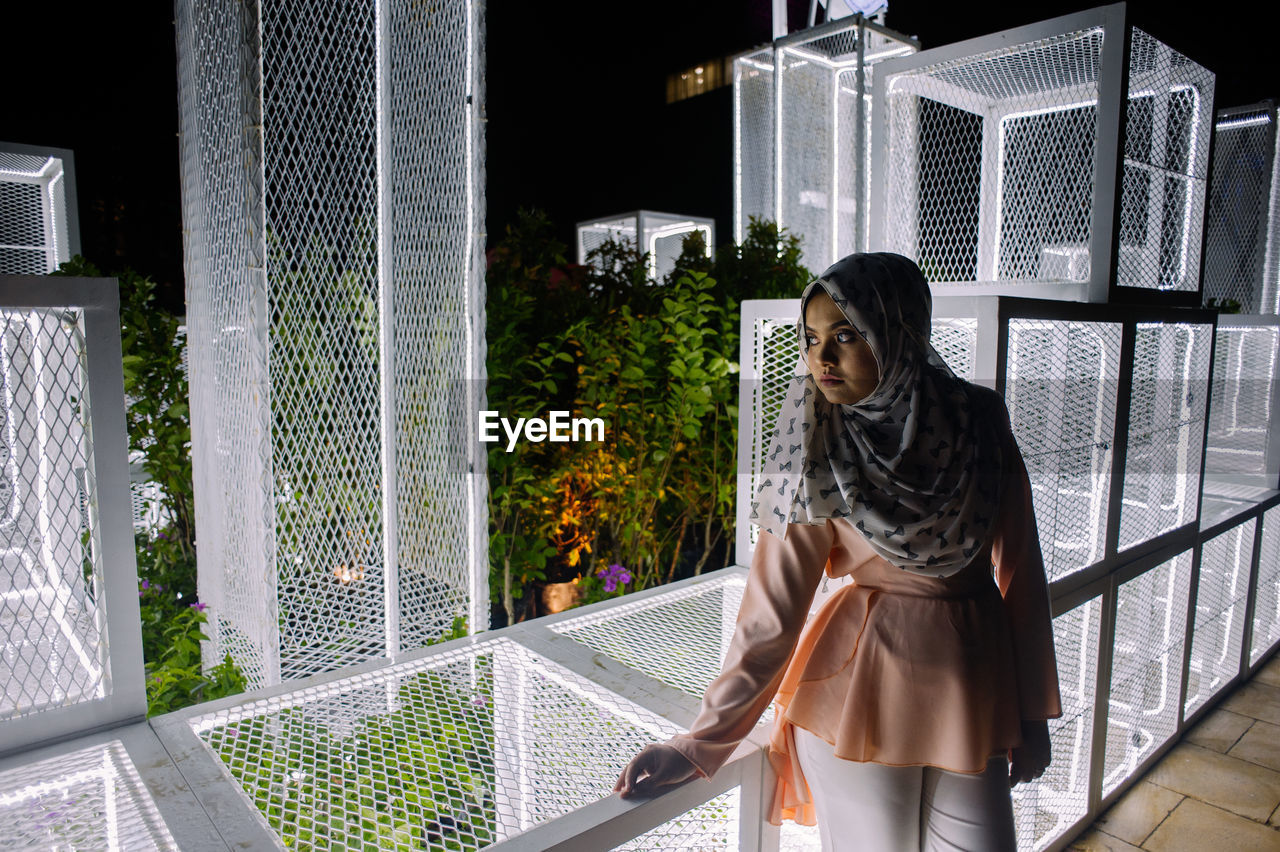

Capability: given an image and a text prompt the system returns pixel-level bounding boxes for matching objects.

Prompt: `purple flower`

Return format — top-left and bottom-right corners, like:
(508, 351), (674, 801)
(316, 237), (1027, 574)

(141, 579), (150, 590)
(189, 601), (207, 612)
(596, 563), (632, 593)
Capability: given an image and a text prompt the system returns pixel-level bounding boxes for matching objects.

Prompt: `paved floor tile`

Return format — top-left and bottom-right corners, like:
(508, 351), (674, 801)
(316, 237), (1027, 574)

(1067, 829), (1144, 851)
(1184, 707), (1253, 753)
(1095, 780), (1183, 846)
(1222, 680), (1280, 726)
(1256, 654), (1280, 689)
(1145, 743), (1280, 822)
(1230, 720), (1280, 773)
(1144, 798), (1280, 852)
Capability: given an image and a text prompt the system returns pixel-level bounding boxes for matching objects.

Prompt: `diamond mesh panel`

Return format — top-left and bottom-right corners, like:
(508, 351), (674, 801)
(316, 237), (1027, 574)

(386, 0), (487, 657)
(261, 0), (385, 682)
(1116, 30), (1213, 293)
(1118, 323), (1212, 551)
(744, 314), (803, 553)
(734, 49), (775, 244)
(1184, 520), (1252, 716)
(191, 637), (682, 850)
(1103, 550), (1191, 795)
(176, 0), (276, 689)
(1205, 323), (1278, 482)
(1006, 319), (1122, 581)
(0, 741), (177, 850)
(931, 317), (977, 380)
(778, 30), (857, 271)
(1251, 504), (1280, 665)
(1203, 107), (1276, 312)
(178, 0), (485, 687)
(0, 152), (68, 275)
(735, 22), (913, 266)
(578, 216), (638, 266)
(881, 28), (1103, 286)
(551, 576), (746, 698)
(0, 309), (107, 721)
(613, 788), (739, 851)
(1013, 595), (1099, 852)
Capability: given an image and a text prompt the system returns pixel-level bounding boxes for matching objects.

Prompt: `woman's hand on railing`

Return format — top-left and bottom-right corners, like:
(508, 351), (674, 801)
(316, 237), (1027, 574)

(1008, 719), (1051, 787)
(614, 743), (699, 799)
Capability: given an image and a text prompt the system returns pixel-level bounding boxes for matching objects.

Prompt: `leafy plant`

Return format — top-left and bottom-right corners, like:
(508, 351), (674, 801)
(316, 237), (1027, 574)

(484, 211), (811, 621)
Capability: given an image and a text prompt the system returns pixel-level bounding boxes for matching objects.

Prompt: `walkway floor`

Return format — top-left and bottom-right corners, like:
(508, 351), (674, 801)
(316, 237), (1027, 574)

(1070, 651), (1280, 851)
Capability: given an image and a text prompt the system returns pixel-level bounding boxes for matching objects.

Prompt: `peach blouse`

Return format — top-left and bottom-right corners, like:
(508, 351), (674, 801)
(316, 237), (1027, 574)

(667, 413), (1062, 825)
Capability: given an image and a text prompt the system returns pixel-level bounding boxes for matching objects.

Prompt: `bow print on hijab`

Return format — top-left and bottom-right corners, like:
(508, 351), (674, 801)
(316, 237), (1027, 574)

(749, 253), (1004, 578)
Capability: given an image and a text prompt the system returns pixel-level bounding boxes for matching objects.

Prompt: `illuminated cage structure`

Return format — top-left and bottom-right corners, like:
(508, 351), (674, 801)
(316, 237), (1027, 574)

(870, 4), (1215, 303)
(0, 275), (220, 850)
(575, 210), (714, 283)
(175, 0), (488, 689)
(0, 142), (79, 275)
(1203, 316), (1280, 493)
(735, 295), (1279, 850)
(732, 16), (916, 271)
(1202, 101), (1280, 314)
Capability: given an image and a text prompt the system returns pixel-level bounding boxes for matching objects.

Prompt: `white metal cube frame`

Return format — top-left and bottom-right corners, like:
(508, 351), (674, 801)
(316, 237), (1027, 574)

(0, 142), (80, 276)
(732, 16), (917, 272)
(1203, 315), (1280, 492)
(0, 275), (227, 851)
(0, 276), (143, 756)
(575, 210), (715, 283)
(1202, 101), (1279, 314)
(175, 0), (488, 689)
(870, 3), (1215, 303)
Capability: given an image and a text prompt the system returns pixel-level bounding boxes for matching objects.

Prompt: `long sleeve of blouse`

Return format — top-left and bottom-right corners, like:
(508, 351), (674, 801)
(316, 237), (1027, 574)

(666, 522), (832, 778)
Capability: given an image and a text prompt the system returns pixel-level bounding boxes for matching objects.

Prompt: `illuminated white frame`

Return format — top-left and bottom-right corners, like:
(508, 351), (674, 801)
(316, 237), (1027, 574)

(0, 276), (145, 759)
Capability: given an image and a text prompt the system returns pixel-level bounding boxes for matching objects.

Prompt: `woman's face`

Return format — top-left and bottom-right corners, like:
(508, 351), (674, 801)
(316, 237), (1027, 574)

(803, 289), (879, 405)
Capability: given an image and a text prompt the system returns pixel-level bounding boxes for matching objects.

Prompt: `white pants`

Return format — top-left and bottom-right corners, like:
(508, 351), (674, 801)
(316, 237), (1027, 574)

(793, 727), (1017, 852)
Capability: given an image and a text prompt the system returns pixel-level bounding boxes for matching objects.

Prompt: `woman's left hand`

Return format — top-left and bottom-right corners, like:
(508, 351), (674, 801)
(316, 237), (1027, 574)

(1008, 719), (1051, 786)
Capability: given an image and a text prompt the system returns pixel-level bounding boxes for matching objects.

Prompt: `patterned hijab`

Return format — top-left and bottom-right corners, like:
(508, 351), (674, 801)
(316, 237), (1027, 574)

(749, 253), (1003, 578)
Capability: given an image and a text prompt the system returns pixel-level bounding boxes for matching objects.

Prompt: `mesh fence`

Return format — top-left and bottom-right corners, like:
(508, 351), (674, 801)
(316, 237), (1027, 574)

(1103, 549), (1191, 795)
(0, 741), (177, 850)
(1202, 105), (1277, 313)
(878, 26), (1213, 294)
(930, 317), (978, 381)
(177, 0), (485, 688)
(1013, 595), (1099, 851)
(1116, 30), (1213, 293)
(0, 308), (107, 722)
(613, 788), (740, 851)
(1251, 504), (1280, 665)
(1205, 322), (1278, 484)
(1006, 319), (1122, 581)
(0, 152), (68, 275)
(176, 0), (277, 689)
(1117, 323), (1212, 551)
(735, 22), (914, 270)
(880, 27), (1103, 286)
(1184, 520), (1253, 717)
(734, 48), (775, 245)
(552, 576), (746, 700)
(190, 637), (682, 850)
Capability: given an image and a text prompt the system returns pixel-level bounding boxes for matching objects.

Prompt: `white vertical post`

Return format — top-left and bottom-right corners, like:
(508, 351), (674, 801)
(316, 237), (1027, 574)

(375, 0), (399, 661)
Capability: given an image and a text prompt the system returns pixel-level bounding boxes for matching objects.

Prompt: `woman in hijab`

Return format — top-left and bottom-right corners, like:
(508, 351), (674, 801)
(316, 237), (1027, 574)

(614, 253), (1061, 851)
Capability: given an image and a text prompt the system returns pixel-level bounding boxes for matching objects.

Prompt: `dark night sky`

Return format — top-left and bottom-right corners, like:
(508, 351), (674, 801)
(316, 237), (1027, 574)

(2, 2), (1273, 310)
